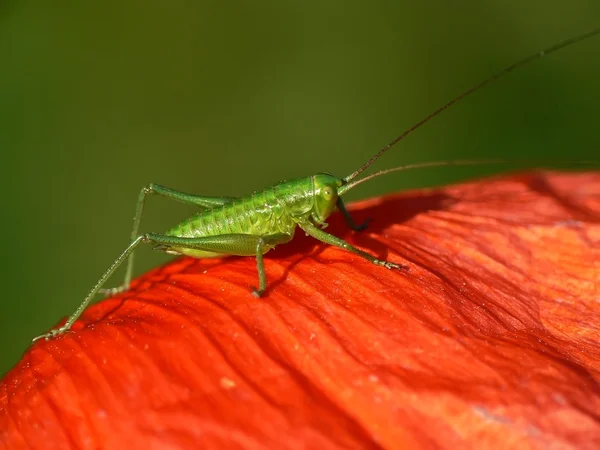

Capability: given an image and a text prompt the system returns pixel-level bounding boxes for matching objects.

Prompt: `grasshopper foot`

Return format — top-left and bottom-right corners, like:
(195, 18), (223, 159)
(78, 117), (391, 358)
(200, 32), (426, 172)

(375, 259), (409, 271)
(353, 218), (372, 232)
(252, 288), (265, 298)
(99, 284), (129, 297)
(32, 325), (71, 343)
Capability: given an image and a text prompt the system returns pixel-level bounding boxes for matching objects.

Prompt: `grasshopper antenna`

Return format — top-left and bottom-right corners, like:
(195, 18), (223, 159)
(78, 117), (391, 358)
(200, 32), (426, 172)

(342, 26), (600, 184)
(338, 159), (599, 195)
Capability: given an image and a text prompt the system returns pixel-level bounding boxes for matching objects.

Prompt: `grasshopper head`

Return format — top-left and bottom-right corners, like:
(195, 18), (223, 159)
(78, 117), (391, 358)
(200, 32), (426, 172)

(312, 173), (343, 222)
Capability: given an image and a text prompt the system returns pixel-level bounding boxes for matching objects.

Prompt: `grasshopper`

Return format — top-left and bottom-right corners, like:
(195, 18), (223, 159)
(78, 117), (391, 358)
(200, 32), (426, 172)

(34, 27), (600, 342)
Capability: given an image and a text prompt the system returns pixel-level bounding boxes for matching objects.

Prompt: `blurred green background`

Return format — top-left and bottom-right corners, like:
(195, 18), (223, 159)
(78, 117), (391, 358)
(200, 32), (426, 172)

(1, 1), (599, 375)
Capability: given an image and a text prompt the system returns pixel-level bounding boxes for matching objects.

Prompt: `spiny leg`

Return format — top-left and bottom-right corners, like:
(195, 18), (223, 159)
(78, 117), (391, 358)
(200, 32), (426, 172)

(100, 184), (237, 296)
(337, 198), (370, 231)
(252, 234), (293, 296)
(33, 235), (150, 342)
(33, 232), (292, 342)
(145, 232), (291, 298)
(253, 238), (267, 297)
(299, 220), (406, 270)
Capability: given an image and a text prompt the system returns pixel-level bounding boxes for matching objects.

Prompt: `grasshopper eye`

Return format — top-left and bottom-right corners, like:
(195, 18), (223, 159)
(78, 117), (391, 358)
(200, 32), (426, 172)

(322, 186), (334, 200)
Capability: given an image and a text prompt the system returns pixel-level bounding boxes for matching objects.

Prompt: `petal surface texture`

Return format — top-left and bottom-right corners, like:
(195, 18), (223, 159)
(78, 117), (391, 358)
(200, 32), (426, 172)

(2, 172), (599, 450)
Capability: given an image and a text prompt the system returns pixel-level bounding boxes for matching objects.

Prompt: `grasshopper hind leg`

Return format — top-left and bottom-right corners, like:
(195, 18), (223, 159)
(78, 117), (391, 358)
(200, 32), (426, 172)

(98, 184), (237, 297)
(34, 232), (292, 342)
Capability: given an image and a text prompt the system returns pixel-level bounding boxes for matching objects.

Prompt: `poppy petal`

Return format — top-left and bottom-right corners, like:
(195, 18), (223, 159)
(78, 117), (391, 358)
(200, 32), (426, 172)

(2, 172), (599, 449)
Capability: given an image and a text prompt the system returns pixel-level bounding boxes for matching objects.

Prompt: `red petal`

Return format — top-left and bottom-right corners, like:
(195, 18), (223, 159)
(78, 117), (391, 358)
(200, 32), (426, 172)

(2, 172), (599, 449)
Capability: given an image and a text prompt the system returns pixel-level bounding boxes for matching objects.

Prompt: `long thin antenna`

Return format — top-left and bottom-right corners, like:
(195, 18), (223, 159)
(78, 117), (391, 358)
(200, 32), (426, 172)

(338, 159), (598, 195)
(342, 26), (600, 183)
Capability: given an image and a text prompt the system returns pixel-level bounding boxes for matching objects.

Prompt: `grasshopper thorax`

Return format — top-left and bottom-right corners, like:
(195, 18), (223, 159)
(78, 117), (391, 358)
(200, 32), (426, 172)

(312, 173), (343, 222)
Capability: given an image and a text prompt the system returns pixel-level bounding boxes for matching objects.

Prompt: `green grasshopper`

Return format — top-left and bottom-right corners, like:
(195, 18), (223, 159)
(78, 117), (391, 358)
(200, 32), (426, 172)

(33, 27), (600, 342)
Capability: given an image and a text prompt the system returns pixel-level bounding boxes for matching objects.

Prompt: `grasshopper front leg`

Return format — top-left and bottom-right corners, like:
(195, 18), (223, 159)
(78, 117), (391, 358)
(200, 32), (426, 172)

(299, 220), (406, 270)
